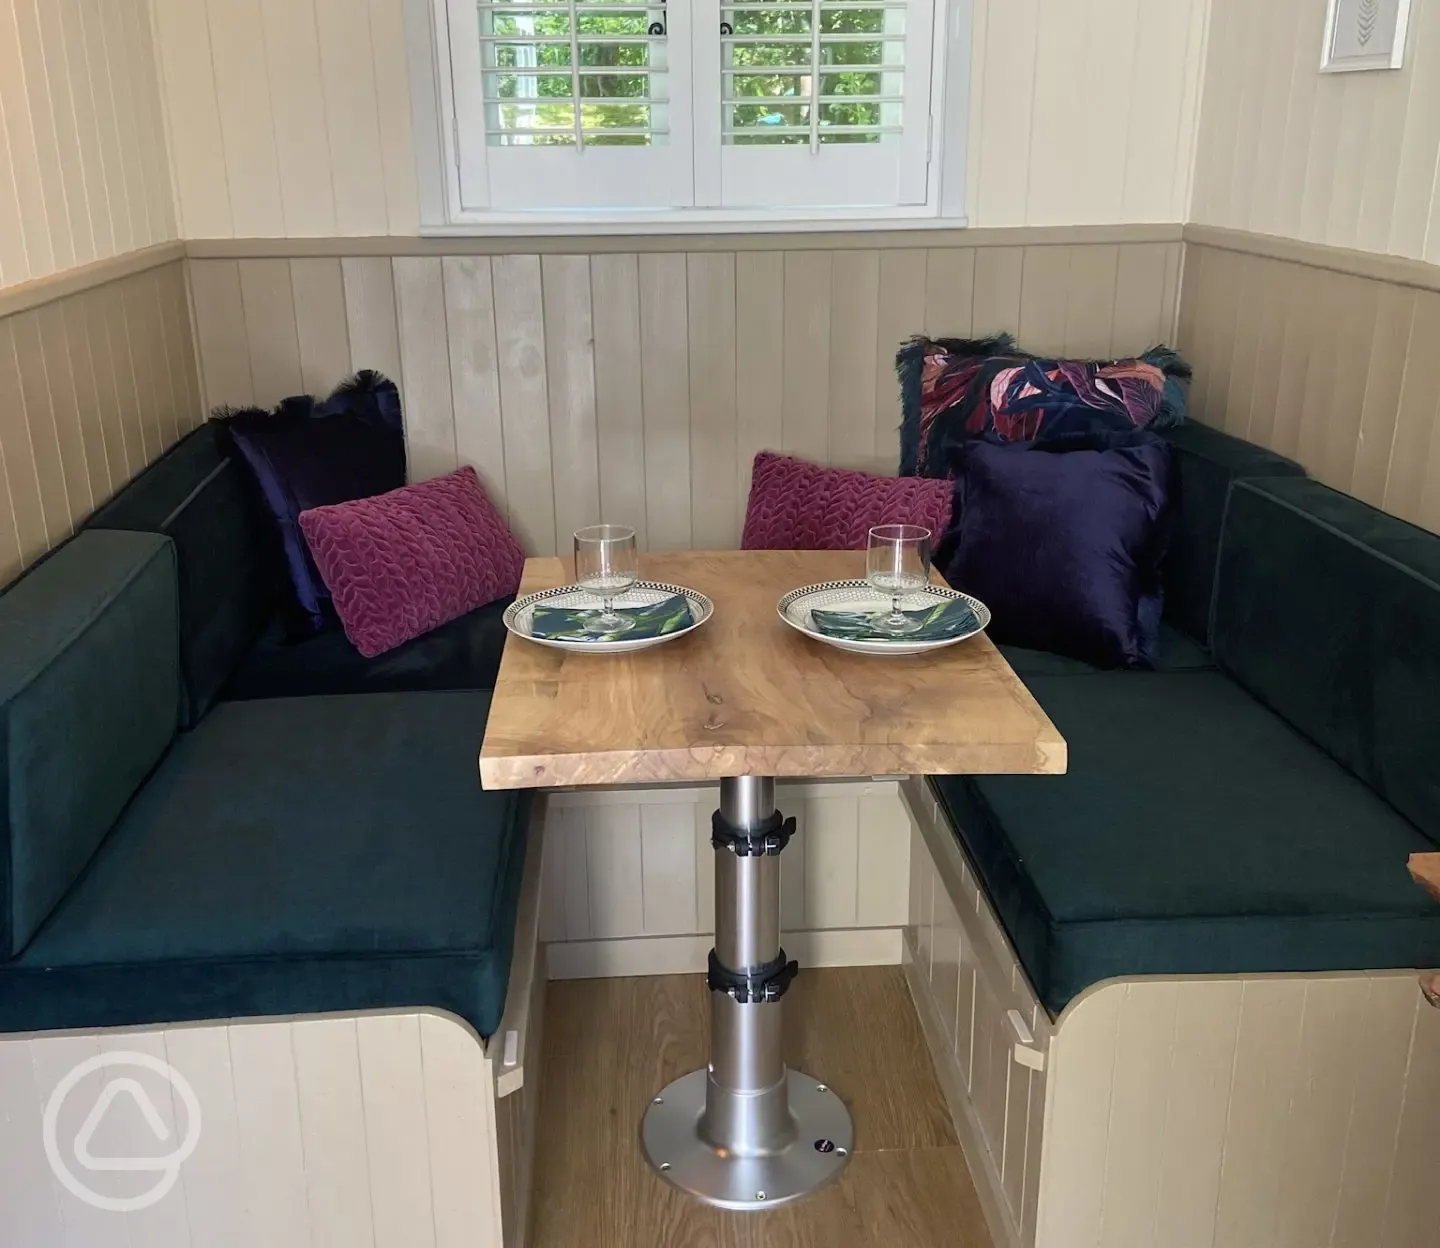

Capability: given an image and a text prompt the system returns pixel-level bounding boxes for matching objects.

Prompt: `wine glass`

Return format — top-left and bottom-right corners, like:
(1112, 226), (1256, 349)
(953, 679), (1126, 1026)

(574, 524), (639, 634)
(866, 525), (932, 636)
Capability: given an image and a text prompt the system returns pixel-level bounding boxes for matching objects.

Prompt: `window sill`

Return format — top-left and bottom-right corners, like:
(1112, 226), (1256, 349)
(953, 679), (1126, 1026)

(420, 209), (971, 238)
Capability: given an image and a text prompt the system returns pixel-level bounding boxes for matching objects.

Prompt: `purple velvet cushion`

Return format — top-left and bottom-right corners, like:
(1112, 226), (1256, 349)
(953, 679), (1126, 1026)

(214, 372), (405, 635)
(936, 439), (1174, 669)
(741, 451), (952, 550)
(299, 467), (525, 659)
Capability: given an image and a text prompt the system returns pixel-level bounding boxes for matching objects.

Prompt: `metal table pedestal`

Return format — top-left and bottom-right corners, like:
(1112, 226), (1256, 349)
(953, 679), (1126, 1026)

(641, 776), (854, 1209)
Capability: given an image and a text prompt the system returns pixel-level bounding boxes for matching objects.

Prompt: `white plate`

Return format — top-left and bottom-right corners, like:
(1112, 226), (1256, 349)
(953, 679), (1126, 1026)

(503, 580), (714, 654)
(776, 579), (990, 657)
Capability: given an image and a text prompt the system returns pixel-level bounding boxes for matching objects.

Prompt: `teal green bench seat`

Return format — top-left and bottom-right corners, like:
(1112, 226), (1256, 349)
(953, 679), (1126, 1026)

(998, 622), (1212, 678)
(933, 672), (1440, 1014)
(932, 426), (1440, 1016)
(0, 530), (530, 1039)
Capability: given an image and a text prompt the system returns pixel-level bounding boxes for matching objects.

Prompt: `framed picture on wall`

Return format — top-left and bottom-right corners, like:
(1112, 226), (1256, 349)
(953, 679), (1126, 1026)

(1321, 0), (1412, 71)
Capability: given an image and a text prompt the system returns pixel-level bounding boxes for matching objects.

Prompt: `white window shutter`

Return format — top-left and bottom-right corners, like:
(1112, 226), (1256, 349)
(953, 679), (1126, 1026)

(697, 0), (936, 209)
(444, 0), (695, 211)
(437, 0), (940, 217)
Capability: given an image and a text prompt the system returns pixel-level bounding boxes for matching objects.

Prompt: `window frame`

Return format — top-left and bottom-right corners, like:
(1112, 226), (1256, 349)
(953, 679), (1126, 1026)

(410, 0), (972, 231)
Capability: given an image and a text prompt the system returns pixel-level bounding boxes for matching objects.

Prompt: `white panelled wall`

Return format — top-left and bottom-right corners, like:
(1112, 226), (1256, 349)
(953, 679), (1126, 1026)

(150, 0), (1208, 237)
(966, 0), (1208, 227)
(187, 237), (1183, 556)
(1193, 0), (1440, 263)
(540, 782), (913, 978)
(0, 0), (176, 290)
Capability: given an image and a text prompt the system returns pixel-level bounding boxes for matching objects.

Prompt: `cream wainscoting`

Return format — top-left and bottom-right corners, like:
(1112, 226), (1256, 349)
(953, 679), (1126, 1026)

(541, 781), (912, 979)
(1178, 227), (1440, 535)
(1191, 0), (1440, 265)
(186, 230), (1183, 555)
(901, 777), (1440, 1248)
(0, 0), (177, 290)
(150, 0), (1207, 237)
(0, 246), (202, 583)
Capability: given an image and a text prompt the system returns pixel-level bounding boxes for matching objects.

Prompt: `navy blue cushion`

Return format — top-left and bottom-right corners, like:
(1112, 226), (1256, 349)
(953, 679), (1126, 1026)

(1213, 477), (1440, 841)
(0, 531), (179, 957)
(214, 373), (405, 637)
(933, 672), (1440, 1015)
(938, 438), (1174, 669)
(223, 596), (514, 701)
(88, 425), (279, 725)
(1159, 421), (1305, 645)
(3, 691), (530, 1038)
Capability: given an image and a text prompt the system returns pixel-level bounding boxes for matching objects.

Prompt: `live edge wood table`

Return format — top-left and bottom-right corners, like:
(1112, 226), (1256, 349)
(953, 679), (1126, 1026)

(479, 549), (1065, 1211)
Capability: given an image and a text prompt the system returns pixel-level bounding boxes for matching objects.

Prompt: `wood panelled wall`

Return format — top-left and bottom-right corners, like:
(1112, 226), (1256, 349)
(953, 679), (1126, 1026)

(188, 235), (1181, 556)
(151, 0), (1207, 237)
(967, 0), (1207, 228)
(1178, 233), (1440, 535)
(150, 0), (419, 241)
(1192, 0), (1440, 264)
(0, 0), (177, 289)
(541, 783), (910, 960)
(0, 257), (202, 584)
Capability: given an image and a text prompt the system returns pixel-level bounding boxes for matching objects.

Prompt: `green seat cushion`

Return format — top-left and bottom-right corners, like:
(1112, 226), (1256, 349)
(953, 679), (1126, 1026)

(1159, 422), (1305, 645)
(223, 596), (515, 701)
(932, 672), (1440, 1015)
(1000, 622), (1212, 678)
(2, 691), (531, 1038)
(88, 425), (279, 725)
(0, 531), (179, 957)
(1213, 476), (1440, 841)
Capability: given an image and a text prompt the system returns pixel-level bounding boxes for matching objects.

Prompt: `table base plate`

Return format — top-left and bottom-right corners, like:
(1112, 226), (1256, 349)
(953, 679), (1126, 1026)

(641, 1068), (853, 1210)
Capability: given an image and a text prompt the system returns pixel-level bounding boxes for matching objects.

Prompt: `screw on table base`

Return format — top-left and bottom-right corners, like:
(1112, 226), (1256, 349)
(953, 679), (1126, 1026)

(641, 776), (854, 1209)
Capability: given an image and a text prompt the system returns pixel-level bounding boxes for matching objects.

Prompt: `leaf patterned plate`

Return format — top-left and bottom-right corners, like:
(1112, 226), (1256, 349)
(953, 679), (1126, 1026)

(504, 580), (714, 654)
(776, 580), (990, 657)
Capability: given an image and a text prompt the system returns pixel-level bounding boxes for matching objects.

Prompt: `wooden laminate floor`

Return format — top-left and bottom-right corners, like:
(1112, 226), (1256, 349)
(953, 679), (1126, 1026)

(529, 966), (994, 1248)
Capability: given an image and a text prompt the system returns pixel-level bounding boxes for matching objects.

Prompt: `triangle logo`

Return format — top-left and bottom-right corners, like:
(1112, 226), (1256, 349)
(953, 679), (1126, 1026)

(73, 1078), (174, 1173)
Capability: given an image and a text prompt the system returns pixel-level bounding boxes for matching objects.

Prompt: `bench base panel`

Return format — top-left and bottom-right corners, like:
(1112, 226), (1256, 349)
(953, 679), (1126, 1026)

(902, 776), (1440, 1248)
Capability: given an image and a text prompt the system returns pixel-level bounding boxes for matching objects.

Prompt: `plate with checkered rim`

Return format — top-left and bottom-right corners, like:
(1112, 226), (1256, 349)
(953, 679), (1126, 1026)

(503, 580), (714, 654)
(776, 579), (990, 656)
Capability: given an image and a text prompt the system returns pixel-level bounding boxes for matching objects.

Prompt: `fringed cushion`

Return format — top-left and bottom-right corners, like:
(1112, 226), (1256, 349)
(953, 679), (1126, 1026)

(212, 371), (406, 637)
(896, 335), (1192, 478)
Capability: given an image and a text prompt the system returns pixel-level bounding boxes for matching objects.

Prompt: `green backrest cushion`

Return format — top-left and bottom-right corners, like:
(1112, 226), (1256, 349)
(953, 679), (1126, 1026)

(0, 530), (180, 957)
(1160, 422), (1305, 645)
(88, 425), (279, 725)
(1213, 477), (1440, 841)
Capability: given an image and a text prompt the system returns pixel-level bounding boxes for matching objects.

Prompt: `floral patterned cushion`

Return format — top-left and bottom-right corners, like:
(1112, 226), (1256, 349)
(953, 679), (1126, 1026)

(896, 335), (1191, 478)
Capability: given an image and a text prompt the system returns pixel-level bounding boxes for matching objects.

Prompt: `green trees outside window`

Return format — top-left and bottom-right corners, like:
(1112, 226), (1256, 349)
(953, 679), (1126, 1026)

(484, 0), (895, 145)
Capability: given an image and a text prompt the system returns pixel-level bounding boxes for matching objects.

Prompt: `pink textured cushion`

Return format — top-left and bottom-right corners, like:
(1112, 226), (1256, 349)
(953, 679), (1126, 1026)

(741, 451), (953, 551)
(300, 466), (524, 658)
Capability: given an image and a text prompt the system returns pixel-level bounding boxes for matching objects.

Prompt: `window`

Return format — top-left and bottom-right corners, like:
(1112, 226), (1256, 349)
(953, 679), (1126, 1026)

(429, 0), (959, 222)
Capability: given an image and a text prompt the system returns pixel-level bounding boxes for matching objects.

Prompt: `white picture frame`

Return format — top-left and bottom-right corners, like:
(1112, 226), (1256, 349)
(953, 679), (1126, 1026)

(1321, 0), (1412, 71)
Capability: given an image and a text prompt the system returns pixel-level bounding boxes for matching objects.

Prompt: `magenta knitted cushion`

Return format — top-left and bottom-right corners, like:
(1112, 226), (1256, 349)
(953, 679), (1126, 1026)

(299, 466), (524, 658)
(741, 451), (953, 551)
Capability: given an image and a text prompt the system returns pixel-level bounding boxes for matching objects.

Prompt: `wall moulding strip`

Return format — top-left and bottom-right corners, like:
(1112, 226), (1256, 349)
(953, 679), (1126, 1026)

(1183, 224), (1440, 295)
(0, 241), (188, 319)
(184, 222), (1185, 260)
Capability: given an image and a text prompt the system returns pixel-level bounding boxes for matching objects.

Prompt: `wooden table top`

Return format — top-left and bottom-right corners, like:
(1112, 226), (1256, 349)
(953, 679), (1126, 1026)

(479, 549), (1066, 790)
(1409, 853), (1440, 903)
